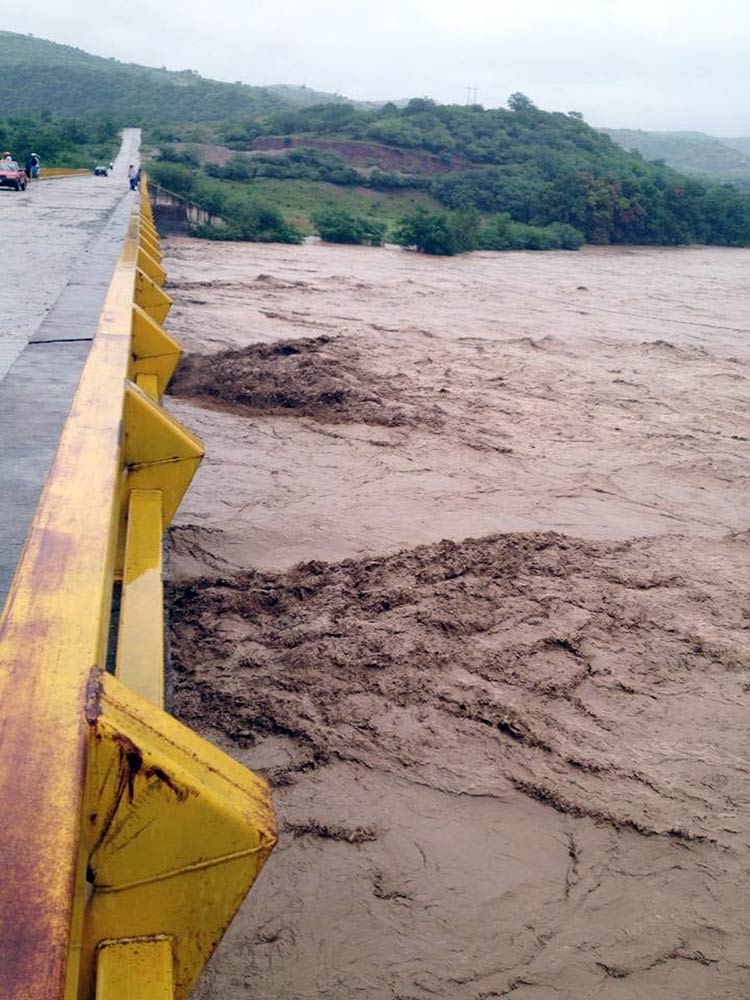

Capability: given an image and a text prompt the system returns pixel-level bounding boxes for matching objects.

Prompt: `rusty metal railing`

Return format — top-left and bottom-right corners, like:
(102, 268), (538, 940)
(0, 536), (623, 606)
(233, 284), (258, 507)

(0, 180), (276, 999)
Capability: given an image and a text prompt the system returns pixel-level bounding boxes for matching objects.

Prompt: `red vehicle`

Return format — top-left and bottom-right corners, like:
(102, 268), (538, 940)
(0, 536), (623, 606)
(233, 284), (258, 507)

(0, 160), (27, 191)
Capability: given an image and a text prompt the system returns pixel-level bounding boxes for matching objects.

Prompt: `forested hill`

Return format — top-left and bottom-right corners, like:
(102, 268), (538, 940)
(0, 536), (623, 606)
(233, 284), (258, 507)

(180, 95), (750, 246)
(0, 31), (286, 120)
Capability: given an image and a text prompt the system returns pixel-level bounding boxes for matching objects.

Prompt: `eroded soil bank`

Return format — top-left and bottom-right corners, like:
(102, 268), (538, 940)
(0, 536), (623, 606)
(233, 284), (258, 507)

(163, 239), (750, 999)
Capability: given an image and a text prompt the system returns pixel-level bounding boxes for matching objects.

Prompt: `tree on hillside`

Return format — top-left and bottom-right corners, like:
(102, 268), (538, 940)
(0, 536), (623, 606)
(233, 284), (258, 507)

(508, 92), (536, 113)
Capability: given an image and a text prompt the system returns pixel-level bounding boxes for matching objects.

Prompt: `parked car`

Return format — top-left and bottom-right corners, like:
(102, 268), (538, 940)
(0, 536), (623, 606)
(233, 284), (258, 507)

(0, 160), (27, 191)
(94, 165), (109, 176)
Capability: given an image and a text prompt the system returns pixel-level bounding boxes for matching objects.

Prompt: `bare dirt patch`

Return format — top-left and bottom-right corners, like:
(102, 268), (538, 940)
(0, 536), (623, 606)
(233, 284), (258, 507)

(250, 135), (464, 173)
(168, 333), (442, 428)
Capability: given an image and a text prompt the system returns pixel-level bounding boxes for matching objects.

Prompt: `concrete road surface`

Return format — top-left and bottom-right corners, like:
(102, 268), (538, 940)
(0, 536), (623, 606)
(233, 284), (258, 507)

(0, 127), (141, 379)
(0, 128), (141, 606)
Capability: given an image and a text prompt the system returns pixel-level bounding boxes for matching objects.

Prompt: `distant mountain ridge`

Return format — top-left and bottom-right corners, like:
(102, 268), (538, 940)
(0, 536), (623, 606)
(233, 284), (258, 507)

(602, 128), (750, 185)
(265, 84), (392, 111)
(0, 30), (402, 121)
(0, 31), (320, 121)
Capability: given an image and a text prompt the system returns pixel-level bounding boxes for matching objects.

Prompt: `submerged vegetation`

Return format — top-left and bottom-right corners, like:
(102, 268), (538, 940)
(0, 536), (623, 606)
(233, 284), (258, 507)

(393, 207), (584, 254)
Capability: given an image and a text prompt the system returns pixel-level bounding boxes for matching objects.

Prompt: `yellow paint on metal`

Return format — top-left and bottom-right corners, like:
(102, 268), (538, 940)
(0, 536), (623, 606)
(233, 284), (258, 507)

(39, 168), (92, 179)
(141, 219), (159, 241)
(139, 231), (162, 262)
(135, 372), (159, 400)
(141, 232), (160, 256)
(141, 226), (159, 247)
(116, 490), (164, 707)
(83, 673), (276, 999)
(123, 382), (204, 529)
(130, 306), (181, 399)
(135, 268), (172, 325)
(96, 939), (174, 1000)
(137, 246), (167, 287)
(141, 228), (160, 251)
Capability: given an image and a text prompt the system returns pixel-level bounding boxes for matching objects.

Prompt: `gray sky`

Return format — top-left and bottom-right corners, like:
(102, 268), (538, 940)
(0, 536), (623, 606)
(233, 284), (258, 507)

(6, 0), (750, 133)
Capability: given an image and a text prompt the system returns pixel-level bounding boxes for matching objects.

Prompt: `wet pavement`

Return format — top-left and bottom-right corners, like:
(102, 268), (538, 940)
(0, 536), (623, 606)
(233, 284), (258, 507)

(0, 128), (140, 607)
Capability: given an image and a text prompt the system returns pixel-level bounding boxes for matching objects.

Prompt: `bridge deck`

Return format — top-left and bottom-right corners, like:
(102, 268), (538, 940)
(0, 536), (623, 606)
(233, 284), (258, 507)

(0, 128), (141, 606)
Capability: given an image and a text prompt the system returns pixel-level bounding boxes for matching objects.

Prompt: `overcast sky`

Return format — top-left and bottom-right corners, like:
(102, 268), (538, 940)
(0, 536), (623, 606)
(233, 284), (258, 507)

(5, 0), (750, 134)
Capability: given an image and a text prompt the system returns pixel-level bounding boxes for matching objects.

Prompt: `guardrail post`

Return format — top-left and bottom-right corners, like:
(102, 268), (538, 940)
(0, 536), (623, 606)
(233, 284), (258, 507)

(130, 306), (181, 398)
(116, 490), (165, 706)
(135, 269), (171, 325)
(97, 938), (174, 1000)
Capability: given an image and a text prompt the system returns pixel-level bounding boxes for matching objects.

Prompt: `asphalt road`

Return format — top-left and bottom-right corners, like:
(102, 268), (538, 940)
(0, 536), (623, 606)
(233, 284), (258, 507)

(0, 128), (141, 606)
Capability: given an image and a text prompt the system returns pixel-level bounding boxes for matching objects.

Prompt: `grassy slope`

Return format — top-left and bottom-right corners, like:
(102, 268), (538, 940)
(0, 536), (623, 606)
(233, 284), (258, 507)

(219, 177), (442, 234)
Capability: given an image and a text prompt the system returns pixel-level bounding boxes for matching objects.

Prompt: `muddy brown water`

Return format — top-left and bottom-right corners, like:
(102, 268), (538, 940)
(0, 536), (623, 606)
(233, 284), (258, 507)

(163, 239), (750, 999)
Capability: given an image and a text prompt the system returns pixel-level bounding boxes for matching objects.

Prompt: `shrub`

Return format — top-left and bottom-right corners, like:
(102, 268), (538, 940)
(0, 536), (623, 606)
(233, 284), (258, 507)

(148, 160), (196, 197)
(478, 213), (584, 251)
(393, 207), (481, 255)
(231, 200), (303, 243)
(312, 206), (386, 245)
(393, 207), (460, 255)
(157, 144), (199, 166)
(192, 198), (302, 244)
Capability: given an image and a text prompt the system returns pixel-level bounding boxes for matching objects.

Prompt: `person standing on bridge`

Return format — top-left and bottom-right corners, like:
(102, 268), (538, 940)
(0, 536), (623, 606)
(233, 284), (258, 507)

(24, 153), (40, 180)
(128, 164), (138, 191)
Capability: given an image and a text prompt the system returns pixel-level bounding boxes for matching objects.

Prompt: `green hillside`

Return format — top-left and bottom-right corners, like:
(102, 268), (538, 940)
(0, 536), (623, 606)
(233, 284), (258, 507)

(6, 30), (750, 250)
(150, 95), (750, 248)
(602, 128), (750, 184)
(0, 31), (284, 121)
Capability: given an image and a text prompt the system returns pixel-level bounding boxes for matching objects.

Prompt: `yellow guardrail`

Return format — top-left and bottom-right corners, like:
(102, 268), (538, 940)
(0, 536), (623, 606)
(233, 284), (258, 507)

(0, 181), (277, 999)
(39, 167), (94, 179)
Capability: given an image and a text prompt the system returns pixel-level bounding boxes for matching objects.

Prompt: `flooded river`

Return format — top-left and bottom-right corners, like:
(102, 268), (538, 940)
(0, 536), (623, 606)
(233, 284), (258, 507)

(164, 240), (750, 999)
